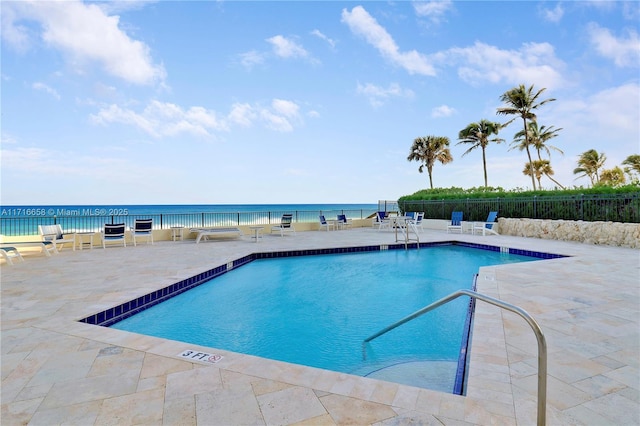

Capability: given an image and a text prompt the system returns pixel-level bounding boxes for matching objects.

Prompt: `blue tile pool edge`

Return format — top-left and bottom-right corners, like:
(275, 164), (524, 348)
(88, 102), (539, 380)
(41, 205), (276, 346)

(454, 275), (478, 395)
(79, 242), (566, 327)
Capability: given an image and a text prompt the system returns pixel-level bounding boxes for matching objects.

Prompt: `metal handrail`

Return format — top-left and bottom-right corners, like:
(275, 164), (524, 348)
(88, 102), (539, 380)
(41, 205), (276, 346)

(363, 289), (547, 426)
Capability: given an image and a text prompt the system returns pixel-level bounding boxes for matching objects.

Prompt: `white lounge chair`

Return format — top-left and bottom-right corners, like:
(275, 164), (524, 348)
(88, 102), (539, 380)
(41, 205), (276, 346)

(190, 227), (243, 243)
(271, 214), (296, 236)
(39, 224), (75, 251)
(408, 212), (425, 232)
(319, 215), (335, 231)
(131, 219), (154, 246)
(1, 247), (25, 265)
(472, 211), (499, 236)
(372, 212), (390, 230)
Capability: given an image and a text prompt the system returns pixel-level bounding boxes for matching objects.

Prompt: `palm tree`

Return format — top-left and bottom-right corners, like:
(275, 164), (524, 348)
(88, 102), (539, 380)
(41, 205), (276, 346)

(522, 159), (555, 189)
(599, 167), (626, 187)
(622, 154), (640, 181)
(497, 84), (556, 190)
(457, 119), (504, 188)
(407, 136), (453, 189)
(513, 122), (564, 188)
(573, 149), (607, 186)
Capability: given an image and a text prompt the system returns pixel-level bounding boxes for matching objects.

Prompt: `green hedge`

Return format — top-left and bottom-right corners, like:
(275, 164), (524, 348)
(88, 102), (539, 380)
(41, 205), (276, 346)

(398, 186), (640, 223)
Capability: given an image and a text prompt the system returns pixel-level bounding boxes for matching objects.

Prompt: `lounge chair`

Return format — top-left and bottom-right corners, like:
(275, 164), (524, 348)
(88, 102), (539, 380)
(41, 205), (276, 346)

(319, 215), (335, 231)
(38, 224), (75, 251)
(373, 211), (389, 230)
(190, 227), (243, 243)
(102, 223), (127, 248)
(408, 212), (425, 231)
(336, 214), (352, 230)
(472, 211), (499, 236)
(447, 211), (463, 233)
(131, 219), (154, 246)
(271, 214), (296, 236)
(1, 247), (25, 265)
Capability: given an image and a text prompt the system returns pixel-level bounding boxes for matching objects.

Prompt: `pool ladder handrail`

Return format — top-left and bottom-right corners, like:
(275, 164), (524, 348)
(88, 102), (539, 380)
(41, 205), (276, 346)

(363, 289), (547, 426)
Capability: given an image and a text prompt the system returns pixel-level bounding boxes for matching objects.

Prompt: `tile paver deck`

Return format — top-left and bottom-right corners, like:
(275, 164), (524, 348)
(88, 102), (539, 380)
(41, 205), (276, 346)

(1, 228), (638, 425)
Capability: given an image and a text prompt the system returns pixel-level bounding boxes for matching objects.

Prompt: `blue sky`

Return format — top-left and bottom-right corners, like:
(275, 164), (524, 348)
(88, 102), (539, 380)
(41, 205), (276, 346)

(1, 0), (639, 205)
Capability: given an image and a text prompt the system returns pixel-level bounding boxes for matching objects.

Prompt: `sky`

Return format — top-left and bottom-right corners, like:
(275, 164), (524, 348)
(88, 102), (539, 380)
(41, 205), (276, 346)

(1, 0), (639, 205)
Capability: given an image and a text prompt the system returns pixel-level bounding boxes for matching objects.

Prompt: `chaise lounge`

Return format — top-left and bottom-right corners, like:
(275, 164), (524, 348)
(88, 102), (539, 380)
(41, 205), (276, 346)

(190, 227), (243, 243)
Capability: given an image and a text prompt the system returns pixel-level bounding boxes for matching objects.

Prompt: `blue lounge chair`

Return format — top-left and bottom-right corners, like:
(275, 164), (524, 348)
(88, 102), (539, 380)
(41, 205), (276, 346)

(473, 211), (499, 236)
(336, 214), (351, 230)
(102, 223), (127, 248)
(319, 215), (335, 231)
(372, 211), (388, 230)
(447, 211), (463, 233)
(131, 219), (154, 246)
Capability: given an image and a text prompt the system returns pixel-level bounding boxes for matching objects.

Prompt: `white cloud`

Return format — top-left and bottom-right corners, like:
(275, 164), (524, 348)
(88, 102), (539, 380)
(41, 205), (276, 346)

(413, 0), (453, 24)
(540, 3), (564, 23)
(2, 0), (165, 85)
(32, 82), (61, 100)
(587, 23), (640, 68)
(341, 6), (436, 76)
(431, 105), (456, 118)
(311, 29), (336, 48)
(260, 99), (303, 132)
(356, 82), (414, 107)
(444, 41), (565, 89)
(238, 50), (266, 69)
(228, 103), (256, 127)
(91, 100), (228, 138)
(90, 98), (307, 136)
(550, 82), (640, 167)
(266, 35), (309, 59)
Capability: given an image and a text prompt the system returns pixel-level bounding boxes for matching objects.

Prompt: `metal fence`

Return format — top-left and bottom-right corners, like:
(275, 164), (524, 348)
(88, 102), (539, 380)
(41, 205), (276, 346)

(0, 208), (378, 237)
(398, 193), (640, 223)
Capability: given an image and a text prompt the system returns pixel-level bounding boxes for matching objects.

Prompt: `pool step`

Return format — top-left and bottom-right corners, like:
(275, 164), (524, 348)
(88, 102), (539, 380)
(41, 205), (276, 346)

(353, 360), (457, 392)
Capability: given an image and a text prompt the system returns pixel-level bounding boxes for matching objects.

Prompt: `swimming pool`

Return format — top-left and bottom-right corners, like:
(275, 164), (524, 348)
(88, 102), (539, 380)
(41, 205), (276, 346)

(109, 244), (538, 392)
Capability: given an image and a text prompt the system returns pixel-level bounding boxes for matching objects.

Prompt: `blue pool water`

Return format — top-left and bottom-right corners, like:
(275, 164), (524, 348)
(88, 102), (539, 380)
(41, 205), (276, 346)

(112, 246), (536, 391)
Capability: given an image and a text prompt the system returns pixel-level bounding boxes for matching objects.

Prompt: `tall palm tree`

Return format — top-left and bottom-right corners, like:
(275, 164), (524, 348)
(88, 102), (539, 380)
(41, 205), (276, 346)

(573, 149), (607, 186)
(622, 154), (640, 180)
(497, 84), (556, 190)
(513, 122), (564, 188)
(407, 136), (453, 189)
(457, 119), (504, 188)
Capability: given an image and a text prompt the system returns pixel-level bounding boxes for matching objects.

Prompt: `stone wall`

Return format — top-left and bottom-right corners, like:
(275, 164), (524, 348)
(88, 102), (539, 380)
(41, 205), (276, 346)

(498, 218), (640, 248)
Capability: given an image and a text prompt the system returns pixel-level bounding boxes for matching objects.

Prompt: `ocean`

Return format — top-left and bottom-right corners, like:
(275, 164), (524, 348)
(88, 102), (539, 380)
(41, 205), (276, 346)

(0, 203), (385, 236)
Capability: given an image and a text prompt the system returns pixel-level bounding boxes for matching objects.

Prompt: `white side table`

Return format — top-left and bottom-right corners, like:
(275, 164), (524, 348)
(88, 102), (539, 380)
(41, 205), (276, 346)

(171, 226), (185, 241)
(75, 232), (96, 250)
(249, 226), (264, 242)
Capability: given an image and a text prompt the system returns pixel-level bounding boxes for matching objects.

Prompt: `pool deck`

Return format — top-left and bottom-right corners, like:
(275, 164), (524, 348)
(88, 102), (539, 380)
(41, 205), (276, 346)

(1, 228), (638, 425)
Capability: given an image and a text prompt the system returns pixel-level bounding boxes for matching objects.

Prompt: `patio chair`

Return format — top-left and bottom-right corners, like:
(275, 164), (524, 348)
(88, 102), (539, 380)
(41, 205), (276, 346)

(271, 214), (296, 236)
(1, 247), (25, 265)
(408, 212), (425, 231)
(373, 211), (389, 230)
(131, 219), (154, 246)
(336, 214), (352, 230)
(102, 223), (127, 248)
(318, 215), (335, 231)
(38, 224), (75, 251)
(472, 211), (499, 236)
(447, 211), (463, 233)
